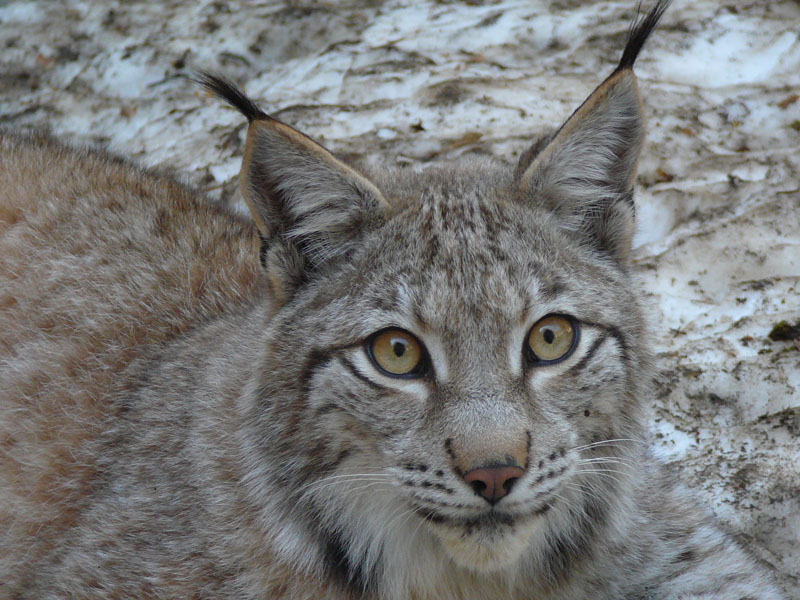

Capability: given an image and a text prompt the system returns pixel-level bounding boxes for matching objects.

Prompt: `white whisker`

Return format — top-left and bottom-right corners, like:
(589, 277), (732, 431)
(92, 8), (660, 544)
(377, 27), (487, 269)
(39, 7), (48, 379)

(570, 438), (643, 452)
(576, 457), (636, 467)
(295, 472), (393, 498)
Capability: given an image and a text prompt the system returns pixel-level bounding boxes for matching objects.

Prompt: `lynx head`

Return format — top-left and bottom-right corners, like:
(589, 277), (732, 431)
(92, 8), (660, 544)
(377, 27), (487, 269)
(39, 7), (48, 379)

(201, 1), (667, 595)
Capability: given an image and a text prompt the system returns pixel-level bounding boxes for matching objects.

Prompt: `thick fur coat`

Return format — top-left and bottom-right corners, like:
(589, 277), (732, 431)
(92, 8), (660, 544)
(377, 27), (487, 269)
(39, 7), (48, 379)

(0, 2), (784, 598)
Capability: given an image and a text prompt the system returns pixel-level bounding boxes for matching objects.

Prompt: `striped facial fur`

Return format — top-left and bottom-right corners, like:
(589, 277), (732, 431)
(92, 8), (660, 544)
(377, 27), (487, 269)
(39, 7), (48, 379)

(1, 1), (785, 599)
(265, 177), (646, 581)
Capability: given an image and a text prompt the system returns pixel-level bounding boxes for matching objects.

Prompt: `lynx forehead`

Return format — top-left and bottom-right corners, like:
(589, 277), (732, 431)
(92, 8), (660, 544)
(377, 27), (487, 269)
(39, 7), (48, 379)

(0, 1), (785, 599)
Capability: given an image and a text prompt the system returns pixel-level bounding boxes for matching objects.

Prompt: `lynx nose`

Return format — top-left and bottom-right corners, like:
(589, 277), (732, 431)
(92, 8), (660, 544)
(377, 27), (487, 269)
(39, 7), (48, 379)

(464, 465), (525, 505)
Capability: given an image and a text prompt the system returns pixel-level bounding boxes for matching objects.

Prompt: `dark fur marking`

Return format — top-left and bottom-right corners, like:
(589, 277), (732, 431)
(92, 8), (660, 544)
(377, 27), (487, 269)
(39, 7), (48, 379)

(542, 486), (611, 586)
(340, 355), (387, 391)
(313, 403), (342, 417)
(579, 321), (629, 365)
(371, 287), (401, 312)
(413, 503), (516, 529)
(617, 0), (672, 72)
(538, 279), (566, 301)
(320, 526), (376, 596)
(410, 491), (466, 510)
(524, 430), (532, 469)
(606, 326), (630, 364)
(412, 505), (448, 524)
(413, 308), (429, 331)
(444, 438), (458, 468)
(196, 72), (268, 122)
(257, 232), (269, 268)
(569, 332), (607, 374)
(299, 349), (334, 404)
(620, 188), (635, 212)
(300, 343), (366, 403)
(514, 131), (556, 180)
(333, 449), (351, 468)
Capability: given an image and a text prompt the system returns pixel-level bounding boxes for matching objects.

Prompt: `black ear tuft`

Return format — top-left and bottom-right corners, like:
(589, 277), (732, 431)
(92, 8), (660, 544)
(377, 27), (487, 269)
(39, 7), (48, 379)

(617, 0), (671, 72)
(195, 72), (268, 122)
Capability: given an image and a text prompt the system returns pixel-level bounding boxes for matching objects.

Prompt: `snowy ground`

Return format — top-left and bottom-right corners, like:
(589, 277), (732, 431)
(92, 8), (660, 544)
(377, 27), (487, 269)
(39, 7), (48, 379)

(1, 0), (798, 595)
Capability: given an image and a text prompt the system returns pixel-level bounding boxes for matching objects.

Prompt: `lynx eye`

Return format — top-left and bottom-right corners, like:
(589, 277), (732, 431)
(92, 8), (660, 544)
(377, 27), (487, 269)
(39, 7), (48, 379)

(367, 329), (426, 377)
(526, 315), (577, 364)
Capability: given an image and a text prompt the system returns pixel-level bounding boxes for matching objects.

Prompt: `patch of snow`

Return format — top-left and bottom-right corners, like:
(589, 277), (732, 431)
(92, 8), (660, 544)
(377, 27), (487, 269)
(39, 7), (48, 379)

(0, 2), (44, 23)
(209, 159), (240, 184)
(650, 16), (800, 87)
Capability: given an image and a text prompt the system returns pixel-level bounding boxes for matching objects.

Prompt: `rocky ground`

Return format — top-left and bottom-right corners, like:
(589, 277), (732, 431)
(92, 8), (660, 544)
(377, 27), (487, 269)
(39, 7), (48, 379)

(1, 0), (798, 595)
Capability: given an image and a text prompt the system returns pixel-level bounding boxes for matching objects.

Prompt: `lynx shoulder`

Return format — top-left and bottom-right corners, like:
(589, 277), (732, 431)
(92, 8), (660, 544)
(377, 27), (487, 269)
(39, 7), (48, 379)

(0, 2), (784, 599)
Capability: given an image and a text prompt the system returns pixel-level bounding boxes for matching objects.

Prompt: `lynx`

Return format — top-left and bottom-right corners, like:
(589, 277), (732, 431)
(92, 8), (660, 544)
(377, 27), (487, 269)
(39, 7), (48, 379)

(0, 1), (784, 598)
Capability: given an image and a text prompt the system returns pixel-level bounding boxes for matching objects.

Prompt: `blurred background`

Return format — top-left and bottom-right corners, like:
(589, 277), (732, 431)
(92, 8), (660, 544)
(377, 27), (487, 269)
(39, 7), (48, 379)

(0, 0), (797, 595)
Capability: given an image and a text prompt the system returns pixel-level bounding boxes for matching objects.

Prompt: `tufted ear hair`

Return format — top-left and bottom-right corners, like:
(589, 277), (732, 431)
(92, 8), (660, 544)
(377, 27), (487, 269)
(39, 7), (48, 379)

(517, 69), (643, 264)
(516, 0), (670, 265)
(198, 74), (389, 304)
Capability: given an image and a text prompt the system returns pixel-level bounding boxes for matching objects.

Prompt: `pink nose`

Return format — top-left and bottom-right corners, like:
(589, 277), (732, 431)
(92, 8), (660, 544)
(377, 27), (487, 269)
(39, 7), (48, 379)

(464, 465), (525, 504)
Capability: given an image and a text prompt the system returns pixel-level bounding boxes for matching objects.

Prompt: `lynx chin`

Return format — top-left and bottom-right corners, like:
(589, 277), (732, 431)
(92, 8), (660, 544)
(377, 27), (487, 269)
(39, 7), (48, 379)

(0, 1), (784, 598)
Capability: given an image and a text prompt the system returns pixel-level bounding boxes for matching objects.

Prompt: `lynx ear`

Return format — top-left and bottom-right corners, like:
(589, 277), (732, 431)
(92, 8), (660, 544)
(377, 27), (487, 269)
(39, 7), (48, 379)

(516, 0), (669, 264)
(517, 70), (643, 262)
(240, 118), (388, 264)
(198, 74), (388, 301)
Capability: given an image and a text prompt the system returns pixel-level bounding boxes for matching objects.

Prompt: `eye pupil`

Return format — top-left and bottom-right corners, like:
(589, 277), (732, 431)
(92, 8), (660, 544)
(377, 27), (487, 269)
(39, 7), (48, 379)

(368, 329), (426, 377)
(526, 315), (577, 364)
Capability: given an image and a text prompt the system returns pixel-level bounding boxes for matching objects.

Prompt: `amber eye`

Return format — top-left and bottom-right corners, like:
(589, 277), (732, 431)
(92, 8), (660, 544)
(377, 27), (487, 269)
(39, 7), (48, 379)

(527, 315), (577, 364)
(367, 328), (426, 377)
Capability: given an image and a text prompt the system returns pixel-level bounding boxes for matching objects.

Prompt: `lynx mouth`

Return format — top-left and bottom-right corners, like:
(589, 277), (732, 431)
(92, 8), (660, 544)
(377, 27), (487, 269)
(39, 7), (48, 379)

(413, 503), (550, 530)
(413, 503), (551, 572)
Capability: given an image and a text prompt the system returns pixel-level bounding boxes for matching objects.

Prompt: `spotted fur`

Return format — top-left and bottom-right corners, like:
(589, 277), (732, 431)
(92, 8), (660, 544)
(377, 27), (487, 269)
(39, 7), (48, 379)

(0, 1), (784, 599)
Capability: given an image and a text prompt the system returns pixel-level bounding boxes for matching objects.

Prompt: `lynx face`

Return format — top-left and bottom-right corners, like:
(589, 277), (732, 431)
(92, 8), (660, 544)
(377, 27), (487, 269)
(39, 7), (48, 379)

(265, 178), (645, 573)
